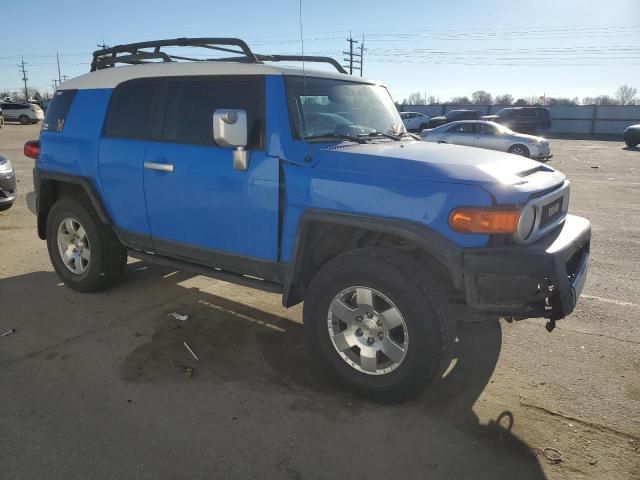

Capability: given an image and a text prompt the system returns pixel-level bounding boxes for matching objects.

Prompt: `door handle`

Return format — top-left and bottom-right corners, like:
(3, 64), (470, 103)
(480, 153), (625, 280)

(144, 162), (174, 173)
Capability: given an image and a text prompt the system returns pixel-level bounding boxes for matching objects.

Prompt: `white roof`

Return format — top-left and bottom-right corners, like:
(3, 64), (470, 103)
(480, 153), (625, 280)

(59, 61), (382, 90)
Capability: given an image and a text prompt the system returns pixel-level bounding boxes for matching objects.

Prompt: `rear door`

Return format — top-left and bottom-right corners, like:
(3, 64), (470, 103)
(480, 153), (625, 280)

(142, 76), (280, 268)
(98, 79), (160, 250)
(442, 122), (475, 146)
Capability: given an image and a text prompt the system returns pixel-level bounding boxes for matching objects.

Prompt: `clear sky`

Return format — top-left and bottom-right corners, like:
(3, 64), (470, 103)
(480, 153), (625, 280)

(1, 0), (638, 102)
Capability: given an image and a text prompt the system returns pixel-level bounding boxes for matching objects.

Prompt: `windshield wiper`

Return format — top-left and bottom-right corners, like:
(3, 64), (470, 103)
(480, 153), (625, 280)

(397, 131), (422, 140)
(304, 133), (369, 144)
(359, 131), (402, 141)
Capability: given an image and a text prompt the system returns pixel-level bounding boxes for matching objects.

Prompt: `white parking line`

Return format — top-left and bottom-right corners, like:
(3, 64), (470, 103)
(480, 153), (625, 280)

(581, 294), (639, 308)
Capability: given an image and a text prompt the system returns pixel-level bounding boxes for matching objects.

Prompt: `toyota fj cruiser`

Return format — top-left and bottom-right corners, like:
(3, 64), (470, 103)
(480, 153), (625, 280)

(25, 38), (591, 403)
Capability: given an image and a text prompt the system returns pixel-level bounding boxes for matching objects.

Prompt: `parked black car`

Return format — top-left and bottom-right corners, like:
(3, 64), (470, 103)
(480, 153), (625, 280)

(624, 124), (640, 148)
(0, 154), (17, 211)
(426, 109), (482, 128)
(482, 107), (551, 134)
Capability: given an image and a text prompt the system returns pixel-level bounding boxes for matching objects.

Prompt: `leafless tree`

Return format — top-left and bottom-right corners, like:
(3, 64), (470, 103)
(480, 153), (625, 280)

(402, 92), (426, 105)
(615, 85), (638, 105)
(471, 90), (492, 105)
(582, 95), (619, 105)
(449, 96), (472, 105)
(494, 94), (514, 105)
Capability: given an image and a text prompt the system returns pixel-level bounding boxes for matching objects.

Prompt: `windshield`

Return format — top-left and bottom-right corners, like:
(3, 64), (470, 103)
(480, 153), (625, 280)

(495, 108), (511, 116)
(286, 76), (405, 140)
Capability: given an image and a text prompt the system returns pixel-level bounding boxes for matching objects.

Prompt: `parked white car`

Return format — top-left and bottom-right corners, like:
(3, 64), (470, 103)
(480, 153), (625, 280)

(0, 102), (44, 125)
(421, 120), (552, 160)
(400, 111), (431, 132)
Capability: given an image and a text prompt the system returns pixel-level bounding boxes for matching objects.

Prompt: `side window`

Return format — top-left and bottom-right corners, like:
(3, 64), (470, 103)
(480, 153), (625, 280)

(42, 90), (77, 132)
(478, 123), (497, 135)
(447, 123), (474, 133)
(104, 80), (159, 140)
(162, 77), (264, 148)
(520, 109), (536, 117)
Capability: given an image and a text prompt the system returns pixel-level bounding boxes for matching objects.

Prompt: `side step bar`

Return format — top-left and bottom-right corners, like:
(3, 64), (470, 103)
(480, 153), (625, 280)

(128, 250), (283, 294)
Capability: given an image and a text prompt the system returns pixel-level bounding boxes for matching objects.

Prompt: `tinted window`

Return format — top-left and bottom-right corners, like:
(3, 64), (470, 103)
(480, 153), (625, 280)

(447, 123), (474, 133)
(162, 77), (263, 148)
(518, 108), (537, 117)
(42, 90), (77, 132)
(104, 80), (159, 140)
(477, 123), (497, 135)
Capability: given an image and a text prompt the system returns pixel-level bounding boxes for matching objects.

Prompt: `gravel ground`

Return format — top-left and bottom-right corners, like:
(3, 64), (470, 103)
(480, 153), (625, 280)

(1, 123), (639, 479)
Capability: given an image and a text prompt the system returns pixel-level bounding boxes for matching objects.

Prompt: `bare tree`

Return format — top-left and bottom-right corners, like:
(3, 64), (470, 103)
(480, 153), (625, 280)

(494, 94), (513, 105)
(615, 85), (638, 105)
(582, 95), (619, 105)
(471, 90), (492, 105)
(546, 97), (579, 106)
(402, 92), (426, 105)
(449, 96), (472, 105)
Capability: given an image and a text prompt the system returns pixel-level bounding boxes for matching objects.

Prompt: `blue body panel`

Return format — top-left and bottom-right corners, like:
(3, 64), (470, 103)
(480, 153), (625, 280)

(38, 89), (112, 206)
(37, 75), (566, 273)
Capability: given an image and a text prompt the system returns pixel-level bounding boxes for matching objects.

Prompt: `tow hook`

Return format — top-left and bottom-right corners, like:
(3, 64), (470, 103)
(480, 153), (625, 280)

(545, 318), (556, 332)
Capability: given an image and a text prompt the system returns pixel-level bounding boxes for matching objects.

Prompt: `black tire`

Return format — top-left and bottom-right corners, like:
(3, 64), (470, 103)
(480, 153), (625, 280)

(0, 116), (4, 128)
(19, 115), (30, 125)
(46, 197), (127, 292)
(0, 203), (13, 212)
(303, 248), (455, 404)
(508, 144), (530, 157)
(625, 139), (639, 148)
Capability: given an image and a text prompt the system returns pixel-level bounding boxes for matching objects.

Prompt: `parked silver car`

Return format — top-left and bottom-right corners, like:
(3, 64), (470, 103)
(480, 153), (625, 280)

(420, 120), (552, 160)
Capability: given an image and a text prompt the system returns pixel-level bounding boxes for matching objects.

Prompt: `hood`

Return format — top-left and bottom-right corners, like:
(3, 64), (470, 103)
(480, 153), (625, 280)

(313, 140), (565, 199)
(511, 132), (547, 142)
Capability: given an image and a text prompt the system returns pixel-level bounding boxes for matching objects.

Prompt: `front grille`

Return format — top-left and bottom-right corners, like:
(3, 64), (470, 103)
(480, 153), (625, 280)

(540, 196), (564, 228)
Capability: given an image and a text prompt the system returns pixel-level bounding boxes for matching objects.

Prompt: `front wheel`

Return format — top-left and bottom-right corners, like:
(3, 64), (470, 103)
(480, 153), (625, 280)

(46, 197), (127, 292)
(508, 144), (530, 157)
(626, 139), (639, 148)
(303, 248), (455, 403)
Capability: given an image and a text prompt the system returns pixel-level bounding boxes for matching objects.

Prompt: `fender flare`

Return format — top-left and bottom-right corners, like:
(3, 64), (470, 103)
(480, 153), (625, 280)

(282, 209), (463, 307)
(34, 169), (111, 239)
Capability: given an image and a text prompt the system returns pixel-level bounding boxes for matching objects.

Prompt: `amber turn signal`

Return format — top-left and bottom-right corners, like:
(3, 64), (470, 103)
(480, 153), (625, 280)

(449, 207), (520, 234)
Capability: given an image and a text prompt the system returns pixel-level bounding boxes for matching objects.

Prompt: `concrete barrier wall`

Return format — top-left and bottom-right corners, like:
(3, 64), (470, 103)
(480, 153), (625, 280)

(398, 104), (640, 135)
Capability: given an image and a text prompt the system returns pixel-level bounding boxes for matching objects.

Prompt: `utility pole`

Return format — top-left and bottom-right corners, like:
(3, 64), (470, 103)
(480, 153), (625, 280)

(56, 52), (62, 84)
(343, 32), (360, 75)
(61, 75), (69, 82)
(359, 34), (365, 77)
(51, 79), (59, 91)
(18, 56), (28, 102)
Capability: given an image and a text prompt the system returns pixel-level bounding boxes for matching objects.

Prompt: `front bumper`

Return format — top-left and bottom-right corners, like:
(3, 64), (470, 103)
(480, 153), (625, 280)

(461, 214), (590, 321)
(530, 142), (552, 160)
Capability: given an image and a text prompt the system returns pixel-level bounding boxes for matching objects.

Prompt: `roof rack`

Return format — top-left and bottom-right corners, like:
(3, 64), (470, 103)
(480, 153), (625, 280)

(90, 37), (347, 74)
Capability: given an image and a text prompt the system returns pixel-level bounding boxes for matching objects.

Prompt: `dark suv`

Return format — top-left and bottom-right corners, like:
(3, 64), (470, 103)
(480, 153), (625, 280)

(482, 107), (551, 134)
(426, 109), (482, 128)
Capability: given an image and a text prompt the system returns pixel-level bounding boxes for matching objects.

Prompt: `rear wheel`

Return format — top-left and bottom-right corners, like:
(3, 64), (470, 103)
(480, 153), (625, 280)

(0, 116), (4, 128)
(19, 115), (30, 125)
(303, 248), (455, 403)
(46, 197), (127, 292)
(0, 203), (13, 212)
(508, 144), (530, 157)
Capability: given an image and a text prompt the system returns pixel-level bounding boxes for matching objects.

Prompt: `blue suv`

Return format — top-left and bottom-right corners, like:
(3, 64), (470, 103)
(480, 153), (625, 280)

(26, 38), (591, 403)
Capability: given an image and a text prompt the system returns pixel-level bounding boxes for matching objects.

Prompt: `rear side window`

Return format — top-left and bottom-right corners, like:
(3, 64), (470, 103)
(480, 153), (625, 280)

(42, 90), (77, 132)
(447, 123), (474, 133)
(104, 80), (159, 140)
(162, 77), (264, 148)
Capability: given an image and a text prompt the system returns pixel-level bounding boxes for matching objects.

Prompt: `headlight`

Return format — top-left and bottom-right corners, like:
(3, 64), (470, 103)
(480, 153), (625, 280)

(516, 204), (536, 241)
(0, 159), (13, 174)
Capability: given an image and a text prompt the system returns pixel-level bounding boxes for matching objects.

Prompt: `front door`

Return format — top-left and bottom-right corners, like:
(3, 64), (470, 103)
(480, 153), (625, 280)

(143, 76), (279, 268)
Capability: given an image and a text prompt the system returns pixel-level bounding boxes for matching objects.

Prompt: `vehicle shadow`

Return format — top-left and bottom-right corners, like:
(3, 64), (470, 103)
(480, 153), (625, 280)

(0, 264), (546, 479)
(622, 146), (639, 152)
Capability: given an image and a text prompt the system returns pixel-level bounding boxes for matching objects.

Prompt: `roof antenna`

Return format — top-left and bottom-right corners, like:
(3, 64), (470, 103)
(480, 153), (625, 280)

(298, 0), (312, 162)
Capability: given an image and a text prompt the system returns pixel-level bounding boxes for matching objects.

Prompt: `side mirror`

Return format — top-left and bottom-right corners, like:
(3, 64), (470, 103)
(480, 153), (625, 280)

(213, 109), (249, 170)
